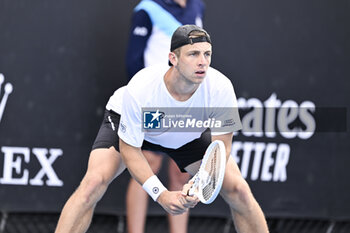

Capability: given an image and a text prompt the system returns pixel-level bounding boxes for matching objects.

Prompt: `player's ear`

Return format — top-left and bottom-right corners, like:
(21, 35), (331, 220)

(169, 52), (177, 66)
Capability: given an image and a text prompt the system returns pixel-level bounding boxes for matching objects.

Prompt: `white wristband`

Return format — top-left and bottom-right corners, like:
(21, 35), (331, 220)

(142, 175), (167, 201)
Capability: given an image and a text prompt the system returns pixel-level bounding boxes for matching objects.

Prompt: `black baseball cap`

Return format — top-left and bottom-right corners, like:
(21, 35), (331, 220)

(169, 25), (211, 66)
(170, 24), (211, 52)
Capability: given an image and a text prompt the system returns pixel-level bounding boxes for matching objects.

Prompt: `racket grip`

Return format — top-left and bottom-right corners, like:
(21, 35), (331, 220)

(188, 172), (199, 196)
(187, 187), (195, 196)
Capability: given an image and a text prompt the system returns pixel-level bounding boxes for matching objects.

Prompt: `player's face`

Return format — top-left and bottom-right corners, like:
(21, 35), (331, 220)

(175, 42), (212, 84)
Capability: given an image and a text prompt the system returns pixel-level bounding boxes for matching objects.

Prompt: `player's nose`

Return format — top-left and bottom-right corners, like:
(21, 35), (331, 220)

(198, 54), (208, 67)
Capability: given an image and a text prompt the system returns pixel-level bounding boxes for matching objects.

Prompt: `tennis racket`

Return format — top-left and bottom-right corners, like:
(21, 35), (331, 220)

(188, 140), (226, 204)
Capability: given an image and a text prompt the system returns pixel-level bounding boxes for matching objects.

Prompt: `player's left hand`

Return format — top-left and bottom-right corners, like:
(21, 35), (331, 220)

(181, 181), (199, 208)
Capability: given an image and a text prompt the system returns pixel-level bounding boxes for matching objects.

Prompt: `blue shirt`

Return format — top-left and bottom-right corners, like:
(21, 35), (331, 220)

(126, 0), (205, 79)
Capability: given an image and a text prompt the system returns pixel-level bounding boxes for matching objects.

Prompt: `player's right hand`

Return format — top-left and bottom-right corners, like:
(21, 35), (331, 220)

(157, 190), (193, 215)
(181, 181), (199, 208)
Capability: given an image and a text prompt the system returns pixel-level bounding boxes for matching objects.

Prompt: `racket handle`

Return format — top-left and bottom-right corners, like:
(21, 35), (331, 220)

(188, 172), (199, 196)
(187, 187), (195, 196)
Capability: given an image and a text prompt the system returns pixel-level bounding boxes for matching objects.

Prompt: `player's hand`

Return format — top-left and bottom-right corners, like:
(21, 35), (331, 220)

(157, 190), (191, 215)
(181, 180), (199, 208)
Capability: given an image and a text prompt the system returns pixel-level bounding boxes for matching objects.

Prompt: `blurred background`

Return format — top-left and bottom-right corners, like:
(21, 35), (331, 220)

(0, 0), (349, 232)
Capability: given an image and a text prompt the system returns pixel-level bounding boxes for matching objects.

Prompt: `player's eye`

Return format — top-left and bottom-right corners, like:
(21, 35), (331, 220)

(188, 51), (199, 56)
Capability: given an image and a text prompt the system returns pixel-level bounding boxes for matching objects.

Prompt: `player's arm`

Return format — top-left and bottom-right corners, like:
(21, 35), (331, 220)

(212, 132), (233, 161)
(119, 138), (198, 215)
(119, 138), (154, 184)
(210, 78), (240, 161)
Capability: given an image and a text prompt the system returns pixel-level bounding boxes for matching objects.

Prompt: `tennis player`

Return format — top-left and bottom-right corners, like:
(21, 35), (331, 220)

(55, 25), (269, 233)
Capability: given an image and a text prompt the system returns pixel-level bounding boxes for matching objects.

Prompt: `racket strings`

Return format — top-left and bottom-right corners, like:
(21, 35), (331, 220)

(202, 147), (220, 201)
(188, 141), (226, 204)
(190, 172), (200, 191)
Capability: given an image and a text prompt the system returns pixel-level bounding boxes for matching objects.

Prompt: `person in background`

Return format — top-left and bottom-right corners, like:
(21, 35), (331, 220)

(125, 0), (205, 232)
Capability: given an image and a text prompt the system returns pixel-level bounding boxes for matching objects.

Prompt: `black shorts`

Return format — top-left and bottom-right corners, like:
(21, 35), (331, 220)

(92, 110), (211, 172)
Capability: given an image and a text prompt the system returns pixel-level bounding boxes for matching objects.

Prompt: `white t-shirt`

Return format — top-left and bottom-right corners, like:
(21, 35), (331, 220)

(106, 65), (242, 149)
